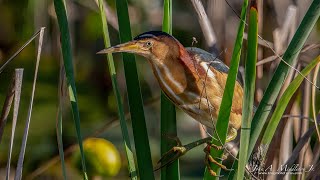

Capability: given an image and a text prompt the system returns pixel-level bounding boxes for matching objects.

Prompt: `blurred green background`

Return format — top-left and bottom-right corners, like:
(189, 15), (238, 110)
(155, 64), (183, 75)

(0, 0), (319, 179)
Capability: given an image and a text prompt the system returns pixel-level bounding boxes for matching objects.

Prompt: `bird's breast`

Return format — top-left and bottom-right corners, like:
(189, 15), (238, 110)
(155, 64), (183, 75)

(148, 46), (244, 131)
(150, 58), (219, 129)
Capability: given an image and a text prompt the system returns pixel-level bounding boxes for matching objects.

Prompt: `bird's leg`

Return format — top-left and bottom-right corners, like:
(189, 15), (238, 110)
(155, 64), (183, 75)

(208, 142), (223, 150)
(155, 136), (212, 171)
(155, 129), (236, 173)
(204, 127), (237, 176)
(156, 134), (186, 167)
(203, 143), (233, 177)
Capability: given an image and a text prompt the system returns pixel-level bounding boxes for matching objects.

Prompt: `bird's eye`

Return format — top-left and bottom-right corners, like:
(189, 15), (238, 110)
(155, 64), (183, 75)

(145, 41), (152, 48)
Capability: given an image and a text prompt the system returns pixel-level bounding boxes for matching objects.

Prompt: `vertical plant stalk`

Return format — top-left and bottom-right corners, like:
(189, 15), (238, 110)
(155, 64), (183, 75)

(56, 108), (67, 180)
(161, 0), (179, 180)
(298, 73), (312, 180)
(6, 69), (23, 180)
(236, 1), (258, 179)
(15, 27), (45, 180)
(203, 0), (248, 179)
(274, 7), (297, 179)
(53, 0), (88, 179)
(255, 0), (264, 102)
(190, 0), (217, 48)
(115, 0), (155, 179)
(56, 61), (67, 180)
(0, 74), (16, 144)
(312, 64), (320, 141)
(97, 0), (137, 179)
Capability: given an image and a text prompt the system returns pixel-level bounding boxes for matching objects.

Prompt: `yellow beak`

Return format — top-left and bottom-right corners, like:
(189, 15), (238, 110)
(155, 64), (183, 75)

(97, 41), (146, 55)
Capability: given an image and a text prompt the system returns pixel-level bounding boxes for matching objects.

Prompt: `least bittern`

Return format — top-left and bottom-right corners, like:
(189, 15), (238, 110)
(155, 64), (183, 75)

(98, 31), (243, 176)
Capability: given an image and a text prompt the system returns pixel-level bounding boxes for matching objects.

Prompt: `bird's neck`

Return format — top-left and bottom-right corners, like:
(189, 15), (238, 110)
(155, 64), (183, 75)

(149, 44), (201, 104)
(150, 52), (187, 97)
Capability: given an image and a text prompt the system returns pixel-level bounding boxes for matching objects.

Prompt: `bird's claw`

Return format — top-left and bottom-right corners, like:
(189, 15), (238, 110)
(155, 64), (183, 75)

(215, 155), (228, 161)
(204, 143), (233, 176)
(154, 136), (231, 175)
(208, 143), (223, 151)
(208, 169), (223, 177)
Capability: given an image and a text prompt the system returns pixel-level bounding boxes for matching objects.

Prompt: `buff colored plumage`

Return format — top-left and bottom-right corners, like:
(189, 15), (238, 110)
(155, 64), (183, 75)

(98, 31), (244, 175)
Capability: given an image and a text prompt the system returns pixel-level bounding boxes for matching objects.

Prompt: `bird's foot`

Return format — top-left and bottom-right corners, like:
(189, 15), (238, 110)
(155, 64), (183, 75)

(155, 135), (212, 171)
(204, 143), (233, 177)
(208, 143), (223, 151)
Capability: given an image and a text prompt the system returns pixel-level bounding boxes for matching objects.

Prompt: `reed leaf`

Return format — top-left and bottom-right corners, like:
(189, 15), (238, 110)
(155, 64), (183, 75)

(56, 107), (67, 180)
(15, 27), (44, 180)
(56, 61), (67, 180)
(248, 0), (320, 157)
(115, 0), (154, 179)
(0, 74), (15, 144)
(161, 0), (179, 179)
(0, 29), (42, 74)
(0, 27), (44, 143)
(6, 69), (23, 180)
(247, 0), (320, 166)
(260, 56), (320, 153)
(230, 1), (320, 178)
(98, 0), (137, 179)
(236, 1), (258, 179)
(312, 63), (320, 141)
(53, 1), (88, 179)
(203, 0), (248, 179)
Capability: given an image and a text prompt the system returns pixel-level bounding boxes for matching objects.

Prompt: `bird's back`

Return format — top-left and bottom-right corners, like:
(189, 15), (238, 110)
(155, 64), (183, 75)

(183, 47), (243, 131)
(186, 47), (243, 86)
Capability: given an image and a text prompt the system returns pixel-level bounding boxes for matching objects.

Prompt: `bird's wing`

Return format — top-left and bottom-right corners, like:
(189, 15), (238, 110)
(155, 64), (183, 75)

(185, 47), (243, 86)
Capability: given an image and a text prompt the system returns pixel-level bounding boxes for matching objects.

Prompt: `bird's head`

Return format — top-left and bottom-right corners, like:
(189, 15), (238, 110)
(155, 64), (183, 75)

(97, 31), (181, 63)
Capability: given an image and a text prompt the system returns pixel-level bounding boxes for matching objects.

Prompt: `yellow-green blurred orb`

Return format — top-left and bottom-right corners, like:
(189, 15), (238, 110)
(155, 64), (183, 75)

(72, 138), (121, 177)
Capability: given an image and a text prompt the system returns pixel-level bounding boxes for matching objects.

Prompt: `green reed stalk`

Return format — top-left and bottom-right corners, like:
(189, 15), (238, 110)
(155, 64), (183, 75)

(53, 1), (88, 179)
(236, 1), (258, 179)
(203, 0), (248, 179)
(98, 0), (137, 179)
(115, 0), (155, 179)
(161, 0), (180, 180)
(230, 0), (320, 178)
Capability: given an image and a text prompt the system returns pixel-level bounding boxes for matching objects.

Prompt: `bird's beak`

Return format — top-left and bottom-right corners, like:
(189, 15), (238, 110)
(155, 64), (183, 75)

(97, 41), (146, 55)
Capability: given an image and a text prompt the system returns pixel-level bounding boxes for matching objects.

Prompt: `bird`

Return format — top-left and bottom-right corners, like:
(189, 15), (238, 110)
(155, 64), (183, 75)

(98, 31), (244, 176)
